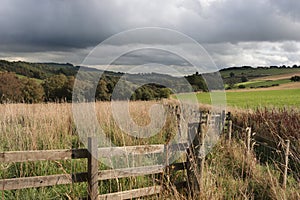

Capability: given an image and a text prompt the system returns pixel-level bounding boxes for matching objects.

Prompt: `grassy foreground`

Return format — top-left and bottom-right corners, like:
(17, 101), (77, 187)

(0, 102), (299, 199)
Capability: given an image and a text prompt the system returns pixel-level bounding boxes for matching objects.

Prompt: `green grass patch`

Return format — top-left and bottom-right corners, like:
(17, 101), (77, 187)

(236, 79), (291, 88)
(176, 89), (300, 109)
(221, 67), (300, 79)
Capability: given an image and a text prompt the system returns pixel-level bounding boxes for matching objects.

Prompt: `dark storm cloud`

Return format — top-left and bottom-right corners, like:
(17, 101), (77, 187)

(112, 49), (190, 66)
(1, 0), (300, 66)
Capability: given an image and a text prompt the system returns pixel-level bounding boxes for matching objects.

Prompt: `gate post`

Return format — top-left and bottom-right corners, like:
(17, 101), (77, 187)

(88, 137), (99, 200)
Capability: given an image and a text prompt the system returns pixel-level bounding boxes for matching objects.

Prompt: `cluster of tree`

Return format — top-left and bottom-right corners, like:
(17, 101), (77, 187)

(0, 60), (216, 103)
(291, 75), (300, 82)
(225, 72), (249, 89)
(0, 60), (77, 79)
(0, 72), (173, 103)
(185, 72), (208, 92)
(0, 72), (44, 103)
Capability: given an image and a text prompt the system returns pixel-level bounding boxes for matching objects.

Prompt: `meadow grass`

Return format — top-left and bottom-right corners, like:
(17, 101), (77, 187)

(176, 89), (300, 109)
(236, 79), (291, 88)
(1, 101), (299, 199)
(0, 102), (176, 199)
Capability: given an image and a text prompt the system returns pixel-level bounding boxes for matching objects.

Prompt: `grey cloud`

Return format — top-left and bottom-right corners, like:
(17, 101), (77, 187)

(281, 41), (300, 53)
(1, 0), (300, 67)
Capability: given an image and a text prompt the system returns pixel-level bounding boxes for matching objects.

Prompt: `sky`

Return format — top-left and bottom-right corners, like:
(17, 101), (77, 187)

(1, 0), (300, 72)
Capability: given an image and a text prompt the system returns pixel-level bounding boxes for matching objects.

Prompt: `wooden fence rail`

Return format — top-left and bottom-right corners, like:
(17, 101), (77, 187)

(0, 141), (190, 199)
(0, 111), (226, 199)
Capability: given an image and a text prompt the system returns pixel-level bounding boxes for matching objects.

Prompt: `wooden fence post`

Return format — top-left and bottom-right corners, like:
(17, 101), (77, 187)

(246, 127), (251, 155)
(186, 122), (202, 198)
(282, 139), (290, 190)
(228, 120), (232, 144)
(199, 123), (205, 191)
(88, 137), (99, 200)
(206, 112), (210, 126)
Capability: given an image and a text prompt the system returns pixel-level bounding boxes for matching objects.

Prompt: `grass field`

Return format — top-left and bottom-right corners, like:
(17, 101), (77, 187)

(176, 89), (300, 109)
(236, 79), (291, 88)
(221, 67), (300, 79)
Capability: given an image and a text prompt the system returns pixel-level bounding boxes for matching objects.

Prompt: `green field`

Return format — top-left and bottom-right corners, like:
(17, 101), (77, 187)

(176, 89), (300, 109)
(220, 67), (300, 79)
(236, 79), (291, 88)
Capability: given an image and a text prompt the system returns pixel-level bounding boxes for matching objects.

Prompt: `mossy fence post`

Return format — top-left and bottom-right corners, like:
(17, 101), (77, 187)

(246, 127), (252, 155)
(282, 139), (290, 190)
(88, 137), (99, 200)
(228, 120), (232, 144)
(186, 122), (205, 198)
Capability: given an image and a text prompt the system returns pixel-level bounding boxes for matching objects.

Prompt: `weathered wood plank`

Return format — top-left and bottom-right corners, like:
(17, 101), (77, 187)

(98, 145), (164, 158)
(0, 143), (188, 163)
(0, 149), (88, 163)
(98, 186), (161, 200)
(0, 173), (88, 190)
(98, 143), (188, 159)
(88, 137), (99, 200)
(0, 164), (172, 190)
(98, 165), (164, 180)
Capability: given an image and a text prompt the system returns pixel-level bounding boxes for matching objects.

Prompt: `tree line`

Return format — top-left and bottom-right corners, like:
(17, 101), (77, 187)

(0, 60), (210, 103)
(0, 72), (175, 103)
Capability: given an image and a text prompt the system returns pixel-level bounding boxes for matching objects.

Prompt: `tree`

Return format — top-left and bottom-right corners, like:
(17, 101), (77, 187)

(226, 78), (239, 89)
(0, 72), (24, 103)
(63, 76), (75, 101)
(241, 76), (248, 82)
(158, 88), (171, 99)
(42, 74), (68, 102)
(291, 76), (300, 82)
(22, 79), (44, 103)
(96, 80), (110, 101)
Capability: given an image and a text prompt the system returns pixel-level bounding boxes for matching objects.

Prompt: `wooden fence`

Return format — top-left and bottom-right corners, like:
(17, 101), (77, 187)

(0, 140), (191, 199)
(2, 111), (295, 199)
(0, 110), (227, 199)
(225, 118), (294, 189)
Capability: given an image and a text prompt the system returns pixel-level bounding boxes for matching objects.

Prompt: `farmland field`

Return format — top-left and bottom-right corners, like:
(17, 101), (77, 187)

(236, 79), (291, 88)
(176, 88), (300, 108)
(220, 67), (300, 79)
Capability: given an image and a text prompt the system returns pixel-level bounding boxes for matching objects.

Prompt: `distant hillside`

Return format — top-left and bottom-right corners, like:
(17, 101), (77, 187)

(0, 60), (79, 79)
(1, 60), (300, 103)
(220, 65), (300, 79)
(0, 60), (207, 103)
(219, 65), (300, 89)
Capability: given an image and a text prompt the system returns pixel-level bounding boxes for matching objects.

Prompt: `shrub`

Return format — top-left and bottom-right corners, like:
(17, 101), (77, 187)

(291, 75), (300, 82)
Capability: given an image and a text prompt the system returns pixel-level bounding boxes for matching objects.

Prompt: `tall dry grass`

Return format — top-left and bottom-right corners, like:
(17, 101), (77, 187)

(0, 101), (178, 199)
(1, 102), (299, 199)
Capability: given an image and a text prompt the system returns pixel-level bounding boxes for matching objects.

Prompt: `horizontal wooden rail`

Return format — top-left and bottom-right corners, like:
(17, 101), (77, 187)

(98, 143), (188, 158)
(0, 149), (88, 163)
(98, 165), (164, 180)
(0, 172), (88, 190)
(0, 143), (189, 164)
(98, 145), (164, 158)
(98, 186), (162, 200)
(0, 162), (185, 191)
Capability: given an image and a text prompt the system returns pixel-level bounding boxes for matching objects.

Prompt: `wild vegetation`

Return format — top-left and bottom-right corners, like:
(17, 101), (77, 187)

(1, 61), (300, 199)
(1, 102), (300, 199)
